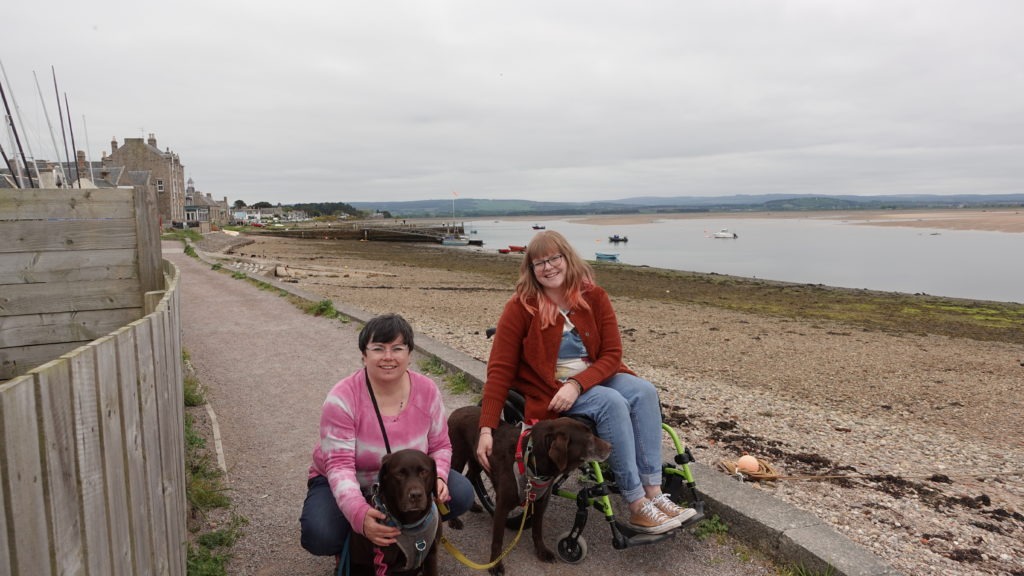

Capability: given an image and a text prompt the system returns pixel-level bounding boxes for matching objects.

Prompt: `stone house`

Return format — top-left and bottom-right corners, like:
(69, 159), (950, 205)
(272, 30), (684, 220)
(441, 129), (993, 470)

(184, 177), (230, 227)
(103, 133), (186, 225)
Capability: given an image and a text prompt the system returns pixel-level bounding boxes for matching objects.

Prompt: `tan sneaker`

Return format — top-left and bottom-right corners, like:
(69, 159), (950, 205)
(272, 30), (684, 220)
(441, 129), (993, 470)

(628, 499), (682, 534)
(651, 494), (697, 524)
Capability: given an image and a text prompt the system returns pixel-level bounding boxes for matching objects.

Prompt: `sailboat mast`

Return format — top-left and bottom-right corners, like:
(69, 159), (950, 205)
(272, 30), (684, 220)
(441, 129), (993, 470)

(0, 140), (17, 186)
(53, 67), (73, 188)
(0, 59), (39, 187)
(0, 71), (34, 187)
(64, 93), (80, 188)
(83, 114), (95, 183)
(34, 70), (67, 186)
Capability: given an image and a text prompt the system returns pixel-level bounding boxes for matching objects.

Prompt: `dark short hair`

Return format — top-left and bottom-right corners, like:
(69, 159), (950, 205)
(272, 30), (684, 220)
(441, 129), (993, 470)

(358, 313), (415, 353)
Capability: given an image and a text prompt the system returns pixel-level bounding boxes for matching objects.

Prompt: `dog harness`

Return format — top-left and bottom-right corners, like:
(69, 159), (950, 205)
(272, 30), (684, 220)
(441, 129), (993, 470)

(513, 421), (557, 504)
(369, 485), (440, 572)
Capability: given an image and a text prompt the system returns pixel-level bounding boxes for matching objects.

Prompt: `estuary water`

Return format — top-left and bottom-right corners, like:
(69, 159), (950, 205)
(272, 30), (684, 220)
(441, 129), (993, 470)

(464, 217), (1023, 304)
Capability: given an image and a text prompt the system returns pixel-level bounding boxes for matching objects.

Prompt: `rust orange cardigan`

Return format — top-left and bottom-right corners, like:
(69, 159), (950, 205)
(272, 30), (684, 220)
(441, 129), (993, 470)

(479, 285), (636, 430)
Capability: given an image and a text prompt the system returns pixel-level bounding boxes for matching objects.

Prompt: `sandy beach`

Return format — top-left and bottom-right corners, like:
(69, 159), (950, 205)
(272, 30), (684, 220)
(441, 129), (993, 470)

(197, 210), (1023, 576)
(533, 207), (1024, 233)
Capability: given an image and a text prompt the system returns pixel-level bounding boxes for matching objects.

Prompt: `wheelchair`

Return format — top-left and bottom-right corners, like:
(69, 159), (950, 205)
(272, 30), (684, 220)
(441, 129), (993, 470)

(469, 387), (706, 564)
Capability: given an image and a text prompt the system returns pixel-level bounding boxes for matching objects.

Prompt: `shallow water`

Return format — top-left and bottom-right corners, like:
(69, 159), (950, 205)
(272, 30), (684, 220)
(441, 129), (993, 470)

(465, 217), (1024, 304)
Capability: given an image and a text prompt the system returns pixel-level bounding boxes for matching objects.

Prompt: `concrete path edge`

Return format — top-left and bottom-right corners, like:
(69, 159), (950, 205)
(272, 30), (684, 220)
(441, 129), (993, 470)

(192, 246), (904, 576)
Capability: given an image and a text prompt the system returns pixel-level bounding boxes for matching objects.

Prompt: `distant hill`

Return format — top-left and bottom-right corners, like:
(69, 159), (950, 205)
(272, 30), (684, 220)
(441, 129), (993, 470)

(346, 193), (1024, 218)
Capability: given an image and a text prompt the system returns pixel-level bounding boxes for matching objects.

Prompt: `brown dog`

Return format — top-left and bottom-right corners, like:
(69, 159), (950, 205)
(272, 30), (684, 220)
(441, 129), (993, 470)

(349, 448), (441, 576)
(448, 405), (612, 575)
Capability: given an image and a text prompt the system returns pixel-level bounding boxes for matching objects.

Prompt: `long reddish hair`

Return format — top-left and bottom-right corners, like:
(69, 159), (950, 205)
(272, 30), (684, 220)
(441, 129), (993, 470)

(513, 230), (595, 329)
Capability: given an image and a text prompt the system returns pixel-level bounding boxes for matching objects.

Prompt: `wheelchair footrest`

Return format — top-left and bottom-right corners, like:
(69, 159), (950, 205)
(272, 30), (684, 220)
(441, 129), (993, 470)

(610, 521), (678, 549)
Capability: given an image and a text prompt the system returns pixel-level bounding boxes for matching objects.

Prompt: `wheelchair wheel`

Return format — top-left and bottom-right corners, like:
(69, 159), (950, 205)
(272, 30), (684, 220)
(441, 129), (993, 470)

(556, 531), (588, 564)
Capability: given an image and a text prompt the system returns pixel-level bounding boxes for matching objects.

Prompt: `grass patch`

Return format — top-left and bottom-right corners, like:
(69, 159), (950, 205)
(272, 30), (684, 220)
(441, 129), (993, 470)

(446, 371), (473, 394)
(184, 358), (245, 575)
(162, 228), (203, 243)
(693, 514), (729, 542)
(418, 355), (447, 375)
(304, 299), (349, 320)
(776, 563), (836, 576)
(184, 373), (204, 407)
(230, 271), (247, 280)
(187, 514), (247, 576)
(211, 262), (222, 271)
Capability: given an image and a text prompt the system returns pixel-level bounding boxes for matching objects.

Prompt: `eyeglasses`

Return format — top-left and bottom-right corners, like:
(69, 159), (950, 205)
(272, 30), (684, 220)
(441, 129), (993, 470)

(365, 344), (409, 356)
(531, 253), (564, 271)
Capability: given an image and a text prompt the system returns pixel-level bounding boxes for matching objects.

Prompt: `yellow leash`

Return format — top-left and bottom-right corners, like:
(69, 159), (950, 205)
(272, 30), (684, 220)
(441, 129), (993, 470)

(439, 500), (533, 570)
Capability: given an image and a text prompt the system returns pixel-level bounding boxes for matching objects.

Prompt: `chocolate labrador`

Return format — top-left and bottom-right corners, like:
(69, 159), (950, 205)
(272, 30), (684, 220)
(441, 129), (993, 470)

(350, 448), (441, 576)
(448, 405), (611, 576)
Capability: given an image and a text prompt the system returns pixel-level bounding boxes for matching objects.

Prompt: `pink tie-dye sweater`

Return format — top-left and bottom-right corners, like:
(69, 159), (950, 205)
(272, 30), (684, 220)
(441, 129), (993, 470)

(308, 369), (452, 535)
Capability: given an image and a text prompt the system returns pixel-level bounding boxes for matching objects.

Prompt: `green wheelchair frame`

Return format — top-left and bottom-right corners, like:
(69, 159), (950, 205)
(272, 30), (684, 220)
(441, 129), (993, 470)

(471, 389), (705, 563)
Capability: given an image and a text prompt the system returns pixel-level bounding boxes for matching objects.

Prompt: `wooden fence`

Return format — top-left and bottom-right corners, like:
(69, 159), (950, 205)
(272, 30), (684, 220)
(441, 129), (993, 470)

(0, 188), (185, 575)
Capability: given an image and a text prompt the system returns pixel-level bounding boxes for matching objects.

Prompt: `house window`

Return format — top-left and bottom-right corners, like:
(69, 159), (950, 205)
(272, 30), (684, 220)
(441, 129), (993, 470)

(157, 179), (164, 193)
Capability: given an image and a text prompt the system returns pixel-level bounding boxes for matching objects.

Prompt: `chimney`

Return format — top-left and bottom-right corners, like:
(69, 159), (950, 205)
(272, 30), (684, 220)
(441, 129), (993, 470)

(147, 133), (157, 147)
(110, 137), (118, 152)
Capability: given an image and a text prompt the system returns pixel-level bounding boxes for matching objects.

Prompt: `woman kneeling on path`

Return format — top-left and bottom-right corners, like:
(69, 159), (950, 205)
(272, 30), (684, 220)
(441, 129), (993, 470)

(300, 313), (473, 554)
(476, 230), (697, 535)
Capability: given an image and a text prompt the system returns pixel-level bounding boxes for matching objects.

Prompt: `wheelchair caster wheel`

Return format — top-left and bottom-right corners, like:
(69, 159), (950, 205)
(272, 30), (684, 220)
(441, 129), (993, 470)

(556, 532), (588, 564)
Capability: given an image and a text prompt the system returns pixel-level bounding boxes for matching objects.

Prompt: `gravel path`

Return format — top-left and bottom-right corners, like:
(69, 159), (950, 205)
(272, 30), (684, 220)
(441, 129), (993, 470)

(193, 231), (1024, 576)
(169, 243), (779, 576)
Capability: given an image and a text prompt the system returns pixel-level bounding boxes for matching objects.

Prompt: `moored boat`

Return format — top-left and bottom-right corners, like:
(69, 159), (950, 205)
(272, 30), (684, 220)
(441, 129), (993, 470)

(532, 224), (546, 230)
(441, 235), (470, 246)
(711, 228), (738, 239)
(608, 235), (628, 243)
(497, 248), (511, 254)
(595, 252), (619, 262)
(508, 245), (526, 253)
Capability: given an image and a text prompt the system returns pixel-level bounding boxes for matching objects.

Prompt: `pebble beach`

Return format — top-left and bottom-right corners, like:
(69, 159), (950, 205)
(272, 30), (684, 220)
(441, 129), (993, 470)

(197, 209), (1023, 576)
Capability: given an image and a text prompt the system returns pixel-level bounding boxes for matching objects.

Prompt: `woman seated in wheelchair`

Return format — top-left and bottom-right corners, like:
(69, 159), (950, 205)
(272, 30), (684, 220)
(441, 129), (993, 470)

(476, 230), (697, 535)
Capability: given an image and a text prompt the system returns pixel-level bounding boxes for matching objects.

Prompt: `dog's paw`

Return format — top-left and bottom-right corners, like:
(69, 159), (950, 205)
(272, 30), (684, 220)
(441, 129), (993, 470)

(537, 546), (557, 563)
(470, 502), (483, 513)
(447, 517), (464, 530)
(488, 562), (505, 576)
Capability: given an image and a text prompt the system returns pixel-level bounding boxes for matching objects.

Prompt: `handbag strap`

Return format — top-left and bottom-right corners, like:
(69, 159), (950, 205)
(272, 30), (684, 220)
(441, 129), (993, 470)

(364, 367), (392, 454)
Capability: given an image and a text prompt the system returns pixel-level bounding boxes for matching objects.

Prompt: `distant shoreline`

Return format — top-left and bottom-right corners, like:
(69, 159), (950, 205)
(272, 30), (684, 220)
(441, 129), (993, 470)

(501, 208), (1024, 233)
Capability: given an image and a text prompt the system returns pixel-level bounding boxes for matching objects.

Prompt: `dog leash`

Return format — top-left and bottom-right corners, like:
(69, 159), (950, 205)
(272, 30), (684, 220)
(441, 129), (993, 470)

(439, 499), (533, 570)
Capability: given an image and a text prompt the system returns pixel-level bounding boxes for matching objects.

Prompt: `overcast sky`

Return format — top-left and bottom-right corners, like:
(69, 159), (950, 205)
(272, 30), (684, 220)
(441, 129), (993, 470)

(3, 1), (1022, 205)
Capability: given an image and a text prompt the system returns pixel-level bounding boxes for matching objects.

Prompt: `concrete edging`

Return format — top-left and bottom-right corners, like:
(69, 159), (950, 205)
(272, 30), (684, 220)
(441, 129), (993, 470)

(192, 245), (903, 576)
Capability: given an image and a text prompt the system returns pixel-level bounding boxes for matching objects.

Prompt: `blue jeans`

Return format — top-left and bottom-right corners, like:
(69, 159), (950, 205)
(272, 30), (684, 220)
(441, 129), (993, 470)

(567, 373), (663, 504)
(299, 470), (474, 556)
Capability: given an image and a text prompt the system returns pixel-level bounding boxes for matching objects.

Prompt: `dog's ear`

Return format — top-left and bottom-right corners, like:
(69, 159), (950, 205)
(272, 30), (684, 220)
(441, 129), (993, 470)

(380, 453), (393, 477)
(548, 432), (570, 471)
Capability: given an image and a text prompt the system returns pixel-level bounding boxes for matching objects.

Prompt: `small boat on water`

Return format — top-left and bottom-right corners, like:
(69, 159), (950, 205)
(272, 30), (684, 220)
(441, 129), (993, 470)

(595, 252), (619, 262)
(532, 224), (546, 230)
(508, 245), (526, 253)
(441, 235), (470, 246)
(608, 235), (628, 243)
(711, 228), (738, 239)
